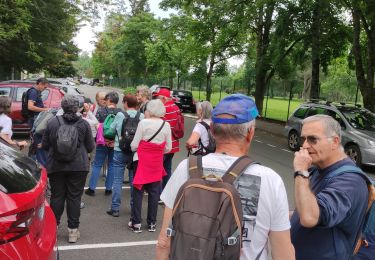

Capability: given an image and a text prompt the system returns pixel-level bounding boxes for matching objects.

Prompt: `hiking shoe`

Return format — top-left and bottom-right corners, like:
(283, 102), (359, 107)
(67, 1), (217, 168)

(85, 188), (95, 196)
(148, 223), (156, 232)
(106, 209), (119, 217)
(80, 202), (85, 209)
(158, 200), (164, 205)
(128, 221), (142, 233)
(68, 228), (80, 243)
(104, 189), (112, 195)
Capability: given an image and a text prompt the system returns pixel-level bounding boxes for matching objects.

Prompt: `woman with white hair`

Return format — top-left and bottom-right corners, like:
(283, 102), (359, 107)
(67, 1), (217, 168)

(135, 84), (151, 113)
(129, 99), (172, 233)
(42, 95), (95, 243)
(186, 100), (214, 155)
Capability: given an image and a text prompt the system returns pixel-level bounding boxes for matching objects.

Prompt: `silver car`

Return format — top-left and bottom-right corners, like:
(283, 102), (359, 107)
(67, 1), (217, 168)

(284, 101), (375, 167)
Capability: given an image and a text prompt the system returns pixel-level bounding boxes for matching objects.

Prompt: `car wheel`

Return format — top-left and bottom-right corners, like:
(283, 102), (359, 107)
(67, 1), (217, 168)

(288, 131), (300, 151)
(345, 144), (362, 167)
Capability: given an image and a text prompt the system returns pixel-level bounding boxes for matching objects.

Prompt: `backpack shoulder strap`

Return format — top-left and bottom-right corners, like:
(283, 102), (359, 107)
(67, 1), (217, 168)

(199, 121), (210, 130)
(135, 111), (141, 121)
(56, 116), (64, 126)
(189, 155), (203, 179)
(222, 155), (257, 184)
(120, 112), (130, 136)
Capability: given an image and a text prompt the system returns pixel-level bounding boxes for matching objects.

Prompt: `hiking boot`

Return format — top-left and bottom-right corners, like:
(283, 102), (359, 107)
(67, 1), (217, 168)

(104, 189), (112, 195)
(106, 209), (119, 217)
(128, 221), (142, 233)
(85, 188), (95, 196)
(148, 223), (156, 232)
(68, 228), (80, 243)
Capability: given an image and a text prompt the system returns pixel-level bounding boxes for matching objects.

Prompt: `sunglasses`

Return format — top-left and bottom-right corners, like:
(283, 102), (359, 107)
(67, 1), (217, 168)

(299, 135), (332, 146)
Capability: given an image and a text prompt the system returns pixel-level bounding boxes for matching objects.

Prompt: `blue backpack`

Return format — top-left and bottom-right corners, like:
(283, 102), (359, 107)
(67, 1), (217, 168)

(322, 165), (375, 259)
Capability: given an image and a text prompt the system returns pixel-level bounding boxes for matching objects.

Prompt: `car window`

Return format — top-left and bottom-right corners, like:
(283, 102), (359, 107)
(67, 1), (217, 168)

(326, 110), (346, 128)
(293, 107), (309, 119)
(305, 107), (327, 117)
(174, 91), (192, 97)
(339, 108), (375, 131)
(15, 87), (30, 101)
(0, 87), (11, 97)
(0, 140), (40, 193)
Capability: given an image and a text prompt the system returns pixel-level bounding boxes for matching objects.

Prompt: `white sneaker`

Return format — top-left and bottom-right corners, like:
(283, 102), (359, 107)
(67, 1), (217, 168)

(68, 228), (80, 243)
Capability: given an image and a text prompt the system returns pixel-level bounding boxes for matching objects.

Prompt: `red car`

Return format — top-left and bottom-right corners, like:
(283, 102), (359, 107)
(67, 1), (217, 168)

(0, 138), (58, 259)
(0, 80), (64, 133)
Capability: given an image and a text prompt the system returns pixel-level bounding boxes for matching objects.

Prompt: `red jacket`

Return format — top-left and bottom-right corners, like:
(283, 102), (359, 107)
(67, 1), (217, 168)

(162, 100), (180, 154)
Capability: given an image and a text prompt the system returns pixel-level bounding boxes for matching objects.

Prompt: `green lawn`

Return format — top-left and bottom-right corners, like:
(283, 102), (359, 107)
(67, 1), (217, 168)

(192, 91), (302, 122)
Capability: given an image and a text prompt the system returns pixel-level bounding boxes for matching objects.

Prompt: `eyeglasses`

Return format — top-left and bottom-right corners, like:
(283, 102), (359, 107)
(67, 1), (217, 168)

(299, 135), (332, 146)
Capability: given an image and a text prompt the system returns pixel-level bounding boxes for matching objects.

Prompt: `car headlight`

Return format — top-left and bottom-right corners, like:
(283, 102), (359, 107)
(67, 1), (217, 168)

(368, 140), (375, 146)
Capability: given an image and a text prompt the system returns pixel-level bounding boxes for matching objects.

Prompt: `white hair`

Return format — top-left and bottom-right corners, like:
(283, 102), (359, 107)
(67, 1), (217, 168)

(302, 114), (342, 142)
(146, 99), (166, 118)
(213, 120), (255, 141)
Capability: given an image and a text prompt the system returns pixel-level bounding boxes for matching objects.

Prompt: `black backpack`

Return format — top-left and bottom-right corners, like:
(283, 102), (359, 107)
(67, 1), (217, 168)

(197, 121), (216, 155)
(55, 116), (80, 162)
(21, 88), (33, 119)
(118, 111), (141, 153)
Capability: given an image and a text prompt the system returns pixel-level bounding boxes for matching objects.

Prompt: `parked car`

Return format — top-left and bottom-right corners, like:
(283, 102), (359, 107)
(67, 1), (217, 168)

(171, 90), (196, 113)
(0, 80), (64, 133)
(24, 78), (83, 96)
(0, 138), (58, 259)
(284, 100), (375, 167)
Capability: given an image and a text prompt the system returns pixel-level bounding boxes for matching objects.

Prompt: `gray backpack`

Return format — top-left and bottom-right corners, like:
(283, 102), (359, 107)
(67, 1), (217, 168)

(55, 116), (79, 162)
(167, 155), (256, 260)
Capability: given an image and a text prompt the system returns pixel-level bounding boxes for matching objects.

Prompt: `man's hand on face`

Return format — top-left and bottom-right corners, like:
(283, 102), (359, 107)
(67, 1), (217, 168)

(294, 148), (312, 172)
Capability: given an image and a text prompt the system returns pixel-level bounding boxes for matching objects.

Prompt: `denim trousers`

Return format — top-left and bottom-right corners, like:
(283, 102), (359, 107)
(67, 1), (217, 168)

(88, 145), (114, 191)
(162, 153), (175, 192)
(49, 171), (87, 229)
(111, 151), (133, 212)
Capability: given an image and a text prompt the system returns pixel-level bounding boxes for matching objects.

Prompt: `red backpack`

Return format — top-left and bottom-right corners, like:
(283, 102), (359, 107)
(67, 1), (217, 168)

(172, 110), (184, 139)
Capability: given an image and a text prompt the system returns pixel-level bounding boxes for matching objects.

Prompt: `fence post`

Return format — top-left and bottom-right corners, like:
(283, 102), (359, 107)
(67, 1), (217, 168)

(287, 80), (294, 120)
(199, 80), (201, 101)
(233, 80), (236, 93)
(219, 80), (223, 101)
(264, 82), (270, 119)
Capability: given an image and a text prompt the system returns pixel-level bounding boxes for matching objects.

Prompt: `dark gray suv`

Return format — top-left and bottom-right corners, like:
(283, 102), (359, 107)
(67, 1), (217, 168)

(284, 101), (375, 167)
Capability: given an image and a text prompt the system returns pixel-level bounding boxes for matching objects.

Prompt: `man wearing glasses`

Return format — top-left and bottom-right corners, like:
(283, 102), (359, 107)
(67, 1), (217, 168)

(290, 114), (369, 260)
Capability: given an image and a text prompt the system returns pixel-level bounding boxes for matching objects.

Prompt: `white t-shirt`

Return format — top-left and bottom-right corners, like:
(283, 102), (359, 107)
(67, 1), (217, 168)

(161, 153), (291, 260)
(192, 119), (211, 148)
(0, 114), (13, 138)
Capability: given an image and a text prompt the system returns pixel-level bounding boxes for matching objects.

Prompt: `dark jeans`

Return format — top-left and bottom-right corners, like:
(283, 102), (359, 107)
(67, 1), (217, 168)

(162, 153), (174, 191)
(131, 162), (161, 225)
(49, 171), (88, 229)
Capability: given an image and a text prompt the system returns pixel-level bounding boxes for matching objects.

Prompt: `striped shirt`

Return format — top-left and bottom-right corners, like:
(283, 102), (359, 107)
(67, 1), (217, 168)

(162, 100), (181, 154)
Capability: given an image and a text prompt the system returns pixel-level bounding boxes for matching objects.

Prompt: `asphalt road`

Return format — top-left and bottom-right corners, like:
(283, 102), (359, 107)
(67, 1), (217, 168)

(54, 84), (374, 259)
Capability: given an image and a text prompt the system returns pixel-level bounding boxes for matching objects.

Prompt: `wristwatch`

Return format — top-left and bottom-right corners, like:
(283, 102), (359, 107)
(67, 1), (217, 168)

(294, 170), (310, 179)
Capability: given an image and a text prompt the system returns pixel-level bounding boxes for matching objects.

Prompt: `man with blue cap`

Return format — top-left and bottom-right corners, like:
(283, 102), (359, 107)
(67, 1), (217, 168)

(156, 94), (295, 260)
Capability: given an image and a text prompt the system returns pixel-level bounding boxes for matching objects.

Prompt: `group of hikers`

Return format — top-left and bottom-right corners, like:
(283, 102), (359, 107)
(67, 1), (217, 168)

(0, 77), (374, 260)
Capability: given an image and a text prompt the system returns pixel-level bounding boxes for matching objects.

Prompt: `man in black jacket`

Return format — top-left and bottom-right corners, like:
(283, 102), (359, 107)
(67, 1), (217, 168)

(42, 95), (95, 243)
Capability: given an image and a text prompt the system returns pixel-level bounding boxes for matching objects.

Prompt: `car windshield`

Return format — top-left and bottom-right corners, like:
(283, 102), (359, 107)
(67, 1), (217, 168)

(174, 91), (192, 97)
(338, 107), (375, 131)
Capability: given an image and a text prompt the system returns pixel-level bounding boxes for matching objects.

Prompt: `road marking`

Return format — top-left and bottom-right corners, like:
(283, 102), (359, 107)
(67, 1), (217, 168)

(267, 144), (276, 148)
(84, 187), (130, 190)
(58, 240), (157, 251)
(281, 149), (292, 153)
(254, 139), (263, 143)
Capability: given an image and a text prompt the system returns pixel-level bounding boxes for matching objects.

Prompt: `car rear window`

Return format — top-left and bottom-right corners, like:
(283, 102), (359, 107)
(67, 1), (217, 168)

(0, 140), (41, 194)
(0, 87), (11, 97)
(293, 107), (309, 119)
(174, 91), (192, 97)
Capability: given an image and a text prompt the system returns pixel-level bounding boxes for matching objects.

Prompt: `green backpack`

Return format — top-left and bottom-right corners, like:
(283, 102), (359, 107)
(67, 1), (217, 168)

(103, 113), (117, 139)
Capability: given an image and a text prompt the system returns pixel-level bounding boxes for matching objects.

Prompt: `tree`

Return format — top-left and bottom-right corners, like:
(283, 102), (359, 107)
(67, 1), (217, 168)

(349, 0), (375, 112)
(160, 0), (248, 101)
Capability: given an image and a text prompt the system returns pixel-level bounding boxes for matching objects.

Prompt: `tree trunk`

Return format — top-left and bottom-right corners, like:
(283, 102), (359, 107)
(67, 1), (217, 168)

(352, 1), (375, 112)
(206, 58), (215, 102)
(310, 0), (321, 99)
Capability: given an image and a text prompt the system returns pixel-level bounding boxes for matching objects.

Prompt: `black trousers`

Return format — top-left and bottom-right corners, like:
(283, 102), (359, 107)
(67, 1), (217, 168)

(131, 162), (161, 225)
(49, 171), (88, 229)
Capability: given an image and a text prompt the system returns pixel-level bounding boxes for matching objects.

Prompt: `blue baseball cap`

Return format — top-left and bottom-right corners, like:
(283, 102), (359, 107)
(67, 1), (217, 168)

(212, 94), (259, 124)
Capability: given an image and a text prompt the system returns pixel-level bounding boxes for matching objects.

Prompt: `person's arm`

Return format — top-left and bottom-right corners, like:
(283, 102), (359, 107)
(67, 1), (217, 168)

(27, 91), (48, 113)
(164, 123), (172, 153)
(185, 132), (200, 150)
(84, 121), (95, 153)
(269, 230), (295, 260)
(293, 148), (320, 227)
(0, 133), (27, 149)
(131, 121), (143, 151)
(156, 207), (173, 260)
